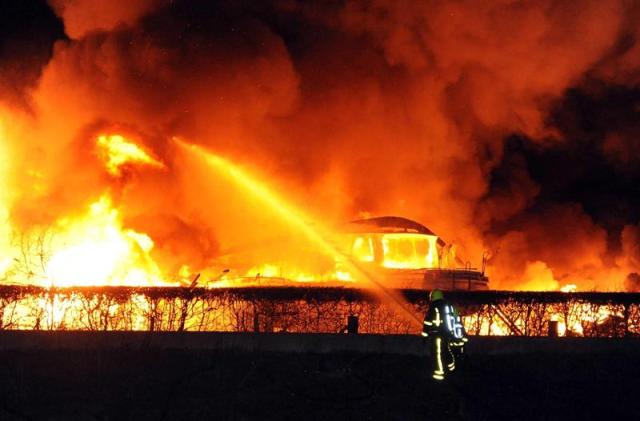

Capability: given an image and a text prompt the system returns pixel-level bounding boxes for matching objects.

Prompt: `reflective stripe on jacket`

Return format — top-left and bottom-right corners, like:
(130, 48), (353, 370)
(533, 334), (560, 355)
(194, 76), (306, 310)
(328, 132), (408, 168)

(423, 299), (466, 341)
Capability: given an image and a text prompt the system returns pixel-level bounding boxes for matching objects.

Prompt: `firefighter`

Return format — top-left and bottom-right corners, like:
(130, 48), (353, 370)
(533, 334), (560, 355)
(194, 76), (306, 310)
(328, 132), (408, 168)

(422, 289), (468, 381)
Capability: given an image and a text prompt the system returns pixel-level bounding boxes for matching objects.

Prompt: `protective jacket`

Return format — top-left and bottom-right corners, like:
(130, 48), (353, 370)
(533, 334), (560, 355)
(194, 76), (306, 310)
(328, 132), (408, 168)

(422, 299), (467, 344)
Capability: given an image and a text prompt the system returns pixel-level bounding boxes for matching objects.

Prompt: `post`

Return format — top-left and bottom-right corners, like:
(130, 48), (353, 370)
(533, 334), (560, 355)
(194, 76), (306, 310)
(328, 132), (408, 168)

(347, 315), (359, 334)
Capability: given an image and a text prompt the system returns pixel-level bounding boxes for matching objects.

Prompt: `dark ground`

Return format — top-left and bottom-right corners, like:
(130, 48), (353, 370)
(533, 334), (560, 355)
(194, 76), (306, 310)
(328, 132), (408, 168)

(0, 346), (639, 420)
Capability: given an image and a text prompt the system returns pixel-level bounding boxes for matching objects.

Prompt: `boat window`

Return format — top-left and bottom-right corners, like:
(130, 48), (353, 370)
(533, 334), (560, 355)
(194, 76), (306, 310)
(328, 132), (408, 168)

(352, 236), (374, 262)
(381, 234), (436, 269)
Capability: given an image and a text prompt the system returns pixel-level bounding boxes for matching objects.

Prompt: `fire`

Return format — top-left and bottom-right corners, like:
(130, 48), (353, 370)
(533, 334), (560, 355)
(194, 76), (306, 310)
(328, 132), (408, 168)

(380, 233), (439, 269)
(39, 195), (166, 287)
(461, 280), (626, 338)
(178, 139), (421, 325)
(239, 263), (354, 284)
(0, 129), (172, 287)
(516, 261), (560, 291)
(45, 195), (162, 286)
(96, 134), (164, 176)
(177, 140), (357, 274)
(178, 139), (356, 284)
(3, 0), (640, 300)
(0, 117), (12, 279)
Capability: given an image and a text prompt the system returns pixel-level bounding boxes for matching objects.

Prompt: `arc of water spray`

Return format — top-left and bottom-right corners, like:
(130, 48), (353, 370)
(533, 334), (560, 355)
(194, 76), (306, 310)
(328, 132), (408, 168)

(175, 138), (422, 328)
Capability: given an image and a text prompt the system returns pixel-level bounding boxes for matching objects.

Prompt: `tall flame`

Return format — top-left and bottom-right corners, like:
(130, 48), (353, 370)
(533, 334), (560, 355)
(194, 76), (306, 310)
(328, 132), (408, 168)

(44, 195), (165, 287)
(0, 130), (170, 286)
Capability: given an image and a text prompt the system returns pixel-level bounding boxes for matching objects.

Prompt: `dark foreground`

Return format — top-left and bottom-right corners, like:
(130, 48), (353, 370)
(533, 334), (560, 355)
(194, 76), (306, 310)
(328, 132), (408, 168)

(0, 335), (639, 420)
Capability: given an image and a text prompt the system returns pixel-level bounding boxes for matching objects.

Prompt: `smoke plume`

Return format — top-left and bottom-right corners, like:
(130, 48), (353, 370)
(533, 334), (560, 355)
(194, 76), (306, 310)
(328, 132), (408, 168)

(1, 0), (640, 289)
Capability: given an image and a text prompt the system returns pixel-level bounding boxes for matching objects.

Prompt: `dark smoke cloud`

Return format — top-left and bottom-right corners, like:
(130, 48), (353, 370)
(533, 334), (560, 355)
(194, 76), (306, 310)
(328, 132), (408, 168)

(0, 0), (65, 107)
(3, 0), (640, 288)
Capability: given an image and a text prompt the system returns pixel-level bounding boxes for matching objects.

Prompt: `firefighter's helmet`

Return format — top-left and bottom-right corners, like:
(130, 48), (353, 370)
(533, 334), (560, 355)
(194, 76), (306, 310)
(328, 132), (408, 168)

(429, 289), (444, 302)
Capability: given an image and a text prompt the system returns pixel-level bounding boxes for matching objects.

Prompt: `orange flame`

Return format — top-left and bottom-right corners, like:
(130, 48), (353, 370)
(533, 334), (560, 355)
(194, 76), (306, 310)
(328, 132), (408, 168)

(96, 134), (165, 176)
(0, 118), (12, 279)
(44, 194), (167, 286)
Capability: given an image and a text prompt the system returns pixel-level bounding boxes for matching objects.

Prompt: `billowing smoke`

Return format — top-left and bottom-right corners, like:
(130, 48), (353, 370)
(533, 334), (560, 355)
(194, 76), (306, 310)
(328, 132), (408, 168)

(1, 0), (640, 289)
(0, 1), (65, 107)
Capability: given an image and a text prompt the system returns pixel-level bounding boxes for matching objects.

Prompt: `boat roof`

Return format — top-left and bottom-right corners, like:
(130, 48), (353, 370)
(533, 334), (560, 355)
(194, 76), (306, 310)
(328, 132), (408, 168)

(347, 216), (446, 246)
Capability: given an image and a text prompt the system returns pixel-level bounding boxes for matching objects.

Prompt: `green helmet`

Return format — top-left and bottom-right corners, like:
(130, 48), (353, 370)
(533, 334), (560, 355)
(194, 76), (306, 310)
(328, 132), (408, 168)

(429, 289), (444, 302)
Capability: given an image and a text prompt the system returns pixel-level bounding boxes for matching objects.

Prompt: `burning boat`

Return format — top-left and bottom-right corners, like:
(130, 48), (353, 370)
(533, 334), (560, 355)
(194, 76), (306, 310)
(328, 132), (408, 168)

(215, 215), (488, 291)
(343, 216), (488, 290)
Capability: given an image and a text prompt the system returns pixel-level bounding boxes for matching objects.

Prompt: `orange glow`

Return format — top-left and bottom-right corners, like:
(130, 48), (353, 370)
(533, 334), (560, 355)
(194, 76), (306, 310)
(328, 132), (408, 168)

(96, 134), (164, 176)
(380, 233), (439, 269)
(178, 139), (357, 285)
(0, 117), (12, 279)
(351, 236), (375, 262)
(204, 263), (355, 288)
(44, 195), (167, 287)
(177, 139), (422, 326)
(2, 0), (639, 299)
(178, 140), (339, 258)
(515, 261), (560, 291)
(461, 279), (626, 337)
